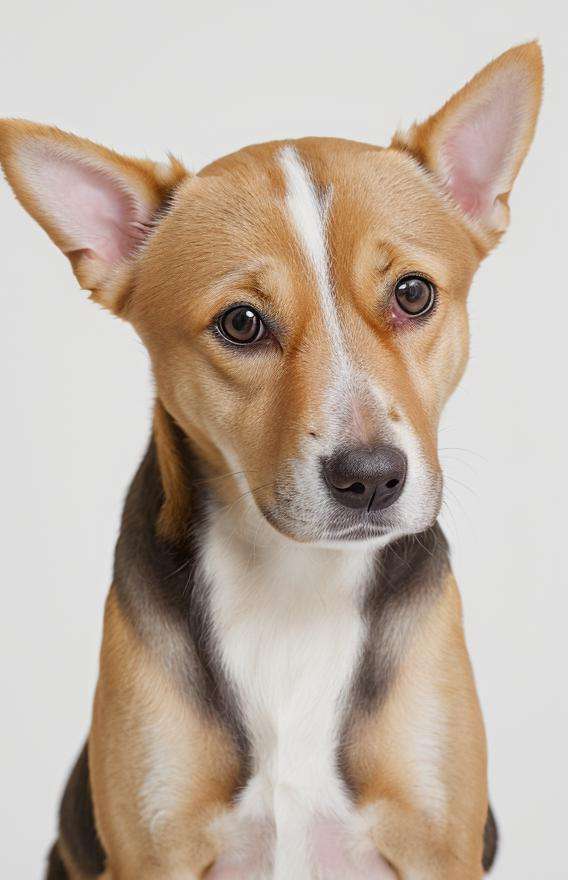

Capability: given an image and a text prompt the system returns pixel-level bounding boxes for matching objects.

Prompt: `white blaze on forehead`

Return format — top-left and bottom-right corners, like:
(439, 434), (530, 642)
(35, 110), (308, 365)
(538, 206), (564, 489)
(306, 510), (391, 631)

(278, 145), (343, 352)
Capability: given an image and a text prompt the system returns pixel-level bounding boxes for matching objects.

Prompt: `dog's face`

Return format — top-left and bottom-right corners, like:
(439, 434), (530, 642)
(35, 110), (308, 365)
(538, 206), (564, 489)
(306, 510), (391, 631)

(0, 43), (542, 545)
(130, 141), (477, 543)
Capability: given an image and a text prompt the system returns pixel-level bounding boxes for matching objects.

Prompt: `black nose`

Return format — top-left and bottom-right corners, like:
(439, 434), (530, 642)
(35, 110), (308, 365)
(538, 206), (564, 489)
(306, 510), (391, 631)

(322, 445), (407, 512)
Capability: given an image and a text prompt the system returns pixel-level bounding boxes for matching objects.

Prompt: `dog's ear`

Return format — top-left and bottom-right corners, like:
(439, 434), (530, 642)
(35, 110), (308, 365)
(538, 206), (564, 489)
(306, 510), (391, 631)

(392, 42), (543, 246)
(0, 120), (187, 312)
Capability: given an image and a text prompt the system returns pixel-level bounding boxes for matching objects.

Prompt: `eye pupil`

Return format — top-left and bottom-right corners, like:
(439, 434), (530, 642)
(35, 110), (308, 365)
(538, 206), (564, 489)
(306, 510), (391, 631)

(395, 276), (435, 316)
(232, 308), (254, 333)
(218, 306), (265, 344)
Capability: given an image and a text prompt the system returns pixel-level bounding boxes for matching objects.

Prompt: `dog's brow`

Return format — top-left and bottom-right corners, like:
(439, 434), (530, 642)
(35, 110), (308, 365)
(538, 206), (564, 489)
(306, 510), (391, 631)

(375, 244), (395, 274)
(209, 268), (252, 294)
(207, 263), (269, 297)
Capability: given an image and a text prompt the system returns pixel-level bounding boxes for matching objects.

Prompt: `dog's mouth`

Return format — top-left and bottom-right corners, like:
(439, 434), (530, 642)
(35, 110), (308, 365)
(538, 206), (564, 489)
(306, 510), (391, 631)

(258, 499), (421, 547)
(320, 517), (392, 543)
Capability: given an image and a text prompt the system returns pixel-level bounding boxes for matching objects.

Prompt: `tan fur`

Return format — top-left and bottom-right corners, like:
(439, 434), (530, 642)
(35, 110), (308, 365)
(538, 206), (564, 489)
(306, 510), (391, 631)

(90, 589), (241, 879)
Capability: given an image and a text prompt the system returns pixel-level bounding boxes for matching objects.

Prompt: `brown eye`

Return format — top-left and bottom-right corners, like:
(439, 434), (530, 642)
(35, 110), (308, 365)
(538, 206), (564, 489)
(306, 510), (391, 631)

(394, 276), (435, 316)
(218, 305), (266, 345)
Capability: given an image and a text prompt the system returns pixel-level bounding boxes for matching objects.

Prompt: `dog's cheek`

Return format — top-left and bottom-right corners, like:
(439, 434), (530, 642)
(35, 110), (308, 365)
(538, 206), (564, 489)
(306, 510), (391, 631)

(433, 306), (470, 410)
(403, 304), (470, 421)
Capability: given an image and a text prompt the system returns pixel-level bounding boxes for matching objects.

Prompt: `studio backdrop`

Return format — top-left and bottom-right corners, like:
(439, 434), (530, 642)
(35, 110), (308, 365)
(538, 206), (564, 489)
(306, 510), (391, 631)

(1, 1), (566, 878)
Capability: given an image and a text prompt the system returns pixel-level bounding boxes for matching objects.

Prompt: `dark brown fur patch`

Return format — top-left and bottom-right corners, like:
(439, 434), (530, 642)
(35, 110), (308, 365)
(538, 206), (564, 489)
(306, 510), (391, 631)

(45, 843), (68, 880)
(55, 743), (105, 878)
(483, 805), (499, 872)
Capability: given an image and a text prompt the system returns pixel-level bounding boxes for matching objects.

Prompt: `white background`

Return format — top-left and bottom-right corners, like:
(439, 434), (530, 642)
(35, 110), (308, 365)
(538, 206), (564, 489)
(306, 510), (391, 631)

(1, 1), (566, 877)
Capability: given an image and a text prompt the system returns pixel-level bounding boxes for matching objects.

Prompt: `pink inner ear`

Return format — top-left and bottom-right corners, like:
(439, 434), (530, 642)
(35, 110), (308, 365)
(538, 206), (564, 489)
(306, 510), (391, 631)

(22, 144), (152, 265)
(443, 74), (523, 220)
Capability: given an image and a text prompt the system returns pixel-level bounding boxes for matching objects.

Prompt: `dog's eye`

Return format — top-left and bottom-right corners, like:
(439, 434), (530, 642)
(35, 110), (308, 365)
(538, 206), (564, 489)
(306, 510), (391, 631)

(218, 306), (266, 345)
(394, 276), (435, 316)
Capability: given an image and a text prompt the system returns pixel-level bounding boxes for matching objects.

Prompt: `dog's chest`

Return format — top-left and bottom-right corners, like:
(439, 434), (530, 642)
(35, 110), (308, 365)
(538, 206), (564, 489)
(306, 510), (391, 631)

(204, 528), (393, 878)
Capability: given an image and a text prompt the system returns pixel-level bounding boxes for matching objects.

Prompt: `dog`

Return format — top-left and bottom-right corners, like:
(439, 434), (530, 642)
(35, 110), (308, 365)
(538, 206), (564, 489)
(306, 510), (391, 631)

(0, 41), (542, 880)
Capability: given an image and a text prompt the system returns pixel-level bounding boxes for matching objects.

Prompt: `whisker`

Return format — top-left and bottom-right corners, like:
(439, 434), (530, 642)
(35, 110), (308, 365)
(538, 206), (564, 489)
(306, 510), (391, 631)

(439, 453), (478, 475)
(444, 474), (478, 498)
(443, 484), (476, 538)
(412, 531), (437, 561)
(440, 497), (461, 547)
(165, 557), (192, 579)
(214, 481), (274, 521)
(439, 445), (488, 462)
(190, 469), (259, 488)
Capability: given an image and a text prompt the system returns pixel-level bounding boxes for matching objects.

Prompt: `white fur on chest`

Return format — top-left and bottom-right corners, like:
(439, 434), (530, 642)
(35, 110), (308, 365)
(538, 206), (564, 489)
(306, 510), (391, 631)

(203, 511), (387, 879)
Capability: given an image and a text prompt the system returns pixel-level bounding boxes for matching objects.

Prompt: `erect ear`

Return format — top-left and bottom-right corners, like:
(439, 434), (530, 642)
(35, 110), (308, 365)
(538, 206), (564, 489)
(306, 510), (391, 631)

(392, 42), (543, 246)
(0, 120), (187, 312)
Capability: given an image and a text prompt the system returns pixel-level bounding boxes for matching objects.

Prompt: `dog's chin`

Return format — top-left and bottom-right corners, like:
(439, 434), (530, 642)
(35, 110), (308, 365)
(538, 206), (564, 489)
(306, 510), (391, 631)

(259, 501), (440, 549)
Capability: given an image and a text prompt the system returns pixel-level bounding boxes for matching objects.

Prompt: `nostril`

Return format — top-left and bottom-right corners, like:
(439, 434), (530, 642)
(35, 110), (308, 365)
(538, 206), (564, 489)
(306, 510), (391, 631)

(333, 481), (367, 495)
(347, 482), (366, 495)
(385, 478), (399, 489)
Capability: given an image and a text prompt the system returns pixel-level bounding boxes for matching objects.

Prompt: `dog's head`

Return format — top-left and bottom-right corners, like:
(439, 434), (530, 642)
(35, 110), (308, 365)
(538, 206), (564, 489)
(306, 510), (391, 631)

(0, 43), (542, 545)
